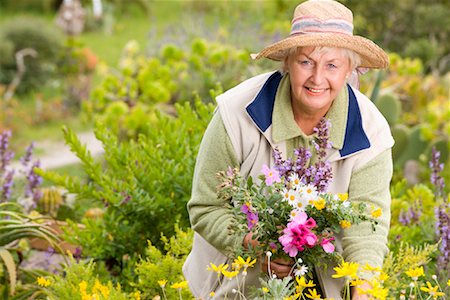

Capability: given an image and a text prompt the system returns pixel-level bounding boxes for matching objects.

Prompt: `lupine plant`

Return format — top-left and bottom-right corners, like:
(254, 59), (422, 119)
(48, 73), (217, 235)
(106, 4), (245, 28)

(430, 147), (450, 280)
(0, 130), (60, 298)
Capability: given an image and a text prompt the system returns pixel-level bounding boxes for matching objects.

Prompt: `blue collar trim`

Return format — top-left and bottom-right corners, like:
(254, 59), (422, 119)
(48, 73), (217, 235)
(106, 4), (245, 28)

(246, 74), (370, 157)
(246, 72), (283, 132)
(339, 85), (370, 156)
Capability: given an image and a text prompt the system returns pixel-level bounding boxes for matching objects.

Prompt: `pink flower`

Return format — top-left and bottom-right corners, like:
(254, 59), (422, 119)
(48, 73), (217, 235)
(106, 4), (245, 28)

(279, 212), (317, 257)
(320, 237), (335, 253)
(261, 165), (281, 186)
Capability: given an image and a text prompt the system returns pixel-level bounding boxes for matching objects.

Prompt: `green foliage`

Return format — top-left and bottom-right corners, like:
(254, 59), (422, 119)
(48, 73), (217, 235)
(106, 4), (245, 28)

(0, 202), (61, 296)
(0, 0), (55, 13)
(133, 225), (193, 299)
(0, 16), (64, 94)
(394, 125), (430, 168)
(390, 184), (437, 249)
(252, 276), (295, 300)
(346, 0), (450, 74)
(36, 100), (214, 285)
(374, 93), (401, 125)
(383, 242), (440, 295)
(88, 38), (252, 139)
(390, 124), (409, 162)
(40, 255), (130, 300)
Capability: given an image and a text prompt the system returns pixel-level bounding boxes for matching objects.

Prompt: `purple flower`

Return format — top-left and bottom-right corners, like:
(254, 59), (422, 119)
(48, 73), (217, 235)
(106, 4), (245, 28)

(241, 202), (259, 230)
(272, 148), (293, 179)
(261, 165), (281, 186)
(1, 170), (15, 202)
(0, 130), (15, 173)
(20, 142), (35, 166)
(271, 118), (333, 192)
(399, 199), (422, 226)
(435, 203), (450, 277)
(313, 118), (333, 159)
(430, 147), (449, 276)
(430, 147), (446, 200)
(25, 160), (43, 202)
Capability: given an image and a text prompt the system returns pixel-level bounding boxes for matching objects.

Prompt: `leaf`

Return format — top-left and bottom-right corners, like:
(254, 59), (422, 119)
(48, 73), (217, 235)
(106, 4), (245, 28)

(247, 176), (254, 189)
(0, 247), (17, 295)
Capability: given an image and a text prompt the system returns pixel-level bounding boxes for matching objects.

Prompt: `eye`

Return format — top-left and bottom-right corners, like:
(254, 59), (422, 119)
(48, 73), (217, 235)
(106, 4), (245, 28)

(327, 63), (337, 69)
(298, 59), (313, 67)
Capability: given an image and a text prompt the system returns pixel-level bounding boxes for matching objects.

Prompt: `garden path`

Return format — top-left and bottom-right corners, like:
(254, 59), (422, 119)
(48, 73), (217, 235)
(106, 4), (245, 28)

(12, 131), (104, 171)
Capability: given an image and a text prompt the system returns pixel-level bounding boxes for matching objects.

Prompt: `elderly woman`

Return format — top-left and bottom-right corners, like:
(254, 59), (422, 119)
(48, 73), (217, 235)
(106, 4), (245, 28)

(183, 0), (393, 299)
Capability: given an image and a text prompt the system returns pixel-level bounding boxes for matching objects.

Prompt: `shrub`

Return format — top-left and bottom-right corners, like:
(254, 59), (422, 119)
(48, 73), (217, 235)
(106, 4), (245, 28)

(35, 100), (214, 285)
(133, 225), (193, 299)
(0, 17), (64, 94)
(36, 254), (130, 300)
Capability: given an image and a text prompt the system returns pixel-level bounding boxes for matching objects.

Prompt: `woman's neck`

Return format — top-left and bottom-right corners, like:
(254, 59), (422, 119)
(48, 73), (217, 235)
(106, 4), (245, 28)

(291, 103), (329, 136)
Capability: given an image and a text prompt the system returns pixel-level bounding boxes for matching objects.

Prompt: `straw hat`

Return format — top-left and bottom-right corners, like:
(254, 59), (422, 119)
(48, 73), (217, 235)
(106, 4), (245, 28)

(252, 0), (389, 69)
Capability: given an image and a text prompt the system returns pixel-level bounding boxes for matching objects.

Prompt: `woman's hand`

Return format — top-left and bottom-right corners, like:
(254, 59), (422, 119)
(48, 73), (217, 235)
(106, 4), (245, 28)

(262, 256), (295, 278)
(243, 233), (294, 278)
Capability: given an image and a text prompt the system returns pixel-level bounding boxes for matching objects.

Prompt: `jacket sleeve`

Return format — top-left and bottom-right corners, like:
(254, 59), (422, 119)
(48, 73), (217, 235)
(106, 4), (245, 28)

(187, 111), (243, 256)
(341, 149), (393, 275)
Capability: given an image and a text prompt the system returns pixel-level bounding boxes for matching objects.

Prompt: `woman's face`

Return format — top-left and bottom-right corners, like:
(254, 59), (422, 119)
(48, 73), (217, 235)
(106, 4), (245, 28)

(285, 47), (352, 117)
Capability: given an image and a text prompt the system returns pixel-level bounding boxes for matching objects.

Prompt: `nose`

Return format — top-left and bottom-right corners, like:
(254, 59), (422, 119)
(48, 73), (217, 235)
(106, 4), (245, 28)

(310, 67), (323, 85)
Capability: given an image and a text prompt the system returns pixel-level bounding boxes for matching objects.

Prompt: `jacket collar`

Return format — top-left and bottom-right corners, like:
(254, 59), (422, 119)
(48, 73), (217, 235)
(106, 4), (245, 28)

(245, 71), (370, 157)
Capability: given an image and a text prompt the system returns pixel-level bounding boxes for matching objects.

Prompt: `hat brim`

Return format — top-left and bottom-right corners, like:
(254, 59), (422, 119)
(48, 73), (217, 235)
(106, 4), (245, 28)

(253, 33), (389, 69)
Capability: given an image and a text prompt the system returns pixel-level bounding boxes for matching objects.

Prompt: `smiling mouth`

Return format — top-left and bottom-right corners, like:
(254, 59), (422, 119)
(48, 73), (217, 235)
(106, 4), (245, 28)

(305, 87), (328, 93)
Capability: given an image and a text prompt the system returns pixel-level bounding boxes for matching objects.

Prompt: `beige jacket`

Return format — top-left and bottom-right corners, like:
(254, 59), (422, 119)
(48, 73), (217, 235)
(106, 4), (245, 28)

(183, 71), (394, 299)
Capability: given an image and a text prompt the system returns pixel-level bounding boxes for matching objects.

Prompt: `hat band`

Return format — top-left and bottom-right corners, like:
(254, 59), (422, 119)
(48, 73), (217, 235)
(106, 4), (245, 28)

(291, 17), (353, 36)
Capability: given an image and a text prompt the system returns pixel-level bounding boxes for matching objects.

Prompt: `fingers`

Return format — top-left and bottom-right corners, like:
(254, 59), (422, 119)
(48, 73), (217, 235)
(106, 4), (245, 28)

(243, 233), (259, 249)
(271, 260), (293, 278)
(261, 257), (295, 279)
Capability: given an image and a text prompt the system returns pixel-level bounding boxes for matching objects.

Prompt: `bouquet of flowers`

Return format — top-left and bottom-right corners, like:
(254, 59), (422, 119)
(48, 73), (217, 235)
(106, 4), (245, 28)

(217, 118), (378, 277)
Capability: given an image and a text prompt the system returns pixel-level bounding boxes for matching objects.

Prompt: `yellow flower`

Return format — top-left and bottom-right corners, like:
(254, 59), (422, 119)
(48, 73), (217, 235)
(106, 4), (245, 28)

(378, 271), (389, 282)
(207, 263), (229, 276)
(420, 281), (445, 298)
(350, 279), (366, 286)
(371, 207), (382, 218)
(305, 288), (323, 299)
(222, 269), (239, 279)
(405, 266), (424, 281)
(210, 291), (215, 297)
(262, 287), (269, 293)
(92, 279), (110, 298)
(313, 198), (326, 210)
(134, 291), (141, 300)
(158, 279), (167, 288)
(340, 220), (351, 229)
(296, 276), (316, 288)
(364, 280), (388, 300)
(233, 256), (257, 271)
(363, 263), (382, 273)
(332, 261), (359, 279)
(79, 281), (88, 293)
(170, 280), (188, 290)
(338, 193), (348, 201)
(37, 276), (51, 287)
(447, 279), (450, 286)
